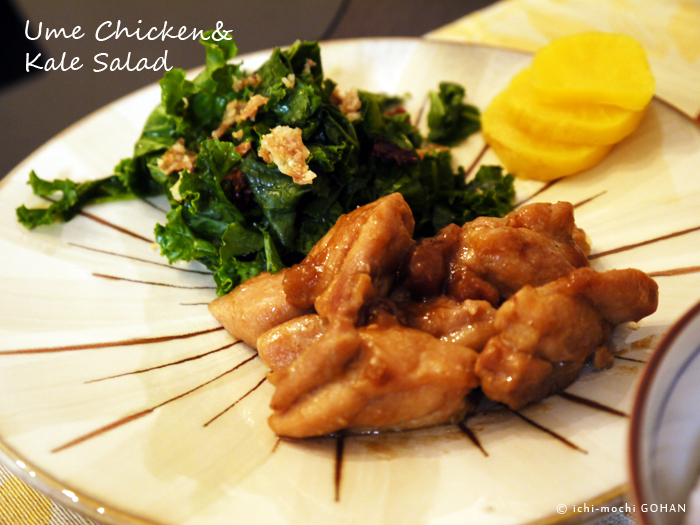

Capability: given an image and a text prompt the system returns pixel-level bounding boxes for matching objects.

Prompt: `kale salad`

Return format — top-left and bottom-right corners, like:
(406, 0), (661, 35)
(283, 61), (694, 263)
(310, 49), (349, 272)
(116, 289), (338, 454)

(16, 31), (514, 296)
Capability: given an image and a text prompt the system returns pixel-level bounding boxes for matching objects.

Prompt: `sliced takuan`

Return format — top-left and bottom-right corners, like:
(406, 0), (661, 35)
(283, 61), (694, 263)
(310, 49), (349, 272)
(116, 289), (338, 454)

(529, 32), (655, 111)
(502, 68), (646, 145)
(482, 90), (613, 181)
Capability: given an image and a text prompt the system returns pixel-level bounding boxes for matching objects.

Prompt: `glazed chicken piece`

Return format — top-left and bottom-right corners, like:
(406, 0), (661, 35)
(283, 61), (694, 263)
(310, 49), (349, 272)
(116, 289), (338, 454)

(209, 193), (658, 439)
(398, 296), (497, 352)
(268, 315), (479, 438)
(269, 193), (416, 414)
(393, 222), (501, 306)
(397, 223), (461, 300)
(208, 269), (310, 349)
(258, 295), (495, 380)
(283, 192), (415, 322)
(505, 200), (590, 258)
(448, 201), (591, 301)
(475, 267), (658, 410)
(257, 314), (327, 372)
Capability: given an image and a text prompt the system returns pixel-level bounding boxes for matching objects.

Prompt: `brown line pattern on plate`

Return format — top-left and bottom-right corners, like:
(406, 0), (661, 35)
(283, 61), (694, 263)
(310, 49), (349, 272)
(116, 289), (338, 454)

(517, 187), (606, 210)
(85, 341), (239, 383)
(414, 96), (486, 180)
(69, 242), (212, 275)
(558, 392), (628, 418)
(77, 210), (155, 243)
(52, 353), (257, 453)
(41, 198), (156, 243)
(572, 190), (607, 209)
(334, 433), (345, 502)
(203, 373), (267, 427)
(510, 410), (588, 454)
(648, 266), (700, 277)
(92, 272), (217, 290)
(52, 411), (153, 454)
(0, 326), (224, 355)
(414, 93), (430, 129)
(464, 144), (490, 178)
(457, 421), (488, 457)
(589, 225), (700, 260)
(615, 355), (648, 364)
(514, 178), (563, 207)
(271, 438), (281, 454)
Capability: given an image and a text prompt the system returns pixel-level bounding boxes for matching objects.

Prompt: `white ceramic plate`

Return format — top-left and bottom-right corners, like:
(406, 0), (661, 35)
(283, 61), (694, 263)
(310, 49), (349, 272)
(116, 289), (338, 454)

(1, 38), (699, 525)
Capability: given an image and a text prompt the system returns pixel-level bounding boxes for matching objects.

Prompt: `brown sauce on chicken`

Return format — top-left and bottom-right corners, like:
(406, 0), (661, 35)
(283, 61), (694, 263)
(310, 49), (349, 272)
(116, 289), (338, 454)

(208, 193), (658, 438)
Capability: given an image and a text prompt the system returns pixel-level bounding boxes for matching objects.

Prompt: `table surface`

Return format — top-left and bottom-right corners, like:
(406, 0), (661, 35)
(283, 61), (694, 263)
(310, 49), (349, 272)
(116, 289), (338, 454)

(1, 1), (699, 523)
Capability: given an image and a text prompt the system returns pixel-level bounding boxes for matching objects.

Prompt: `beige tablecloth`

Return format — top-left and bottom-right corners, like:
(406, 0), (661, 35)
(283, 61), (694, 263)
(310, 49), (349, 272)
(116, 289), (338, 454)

(2, 1), (698, 523)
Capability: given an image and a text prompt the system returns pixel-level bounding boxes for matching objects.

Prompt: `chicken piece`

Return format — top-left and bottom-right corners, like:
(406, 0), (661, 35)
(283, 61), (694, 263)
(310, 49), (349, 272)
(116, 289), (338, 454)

(445, 265), (500, 306)
(565, 267), (659, 324)
(268, 316), (479, 438)
(268, 321), (362, 413)
(397, 223), (461, 300)
(269, 194), (414, 409)
(257, 314), (327, 372)
(475, 267), (658, 409)
(449, 201), (590, 301)
(505, 200), (591, 258)
(399, 296), (497, 352)
(208, 269), (310, 349)
(226, 194), (412, 421)
(283, 193), (415, 322)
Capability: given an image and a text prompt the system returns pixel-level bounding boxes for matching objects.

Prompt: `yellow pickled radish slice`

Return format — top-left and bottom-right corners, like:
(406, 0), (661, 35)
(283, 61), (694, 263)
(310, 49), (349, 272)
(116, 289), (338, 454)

(530, 32), (655, 111)
(502, 68), (645, 145)
(482, 90), (612, 181)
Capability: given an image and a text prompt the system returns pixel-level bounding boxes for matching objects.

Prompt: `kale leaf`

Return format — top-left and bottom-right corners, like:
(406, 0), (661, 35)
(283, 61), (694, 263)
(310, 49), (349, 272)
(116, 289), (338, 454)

(427, 82), (481, 146)
(16, 171), (132, 228)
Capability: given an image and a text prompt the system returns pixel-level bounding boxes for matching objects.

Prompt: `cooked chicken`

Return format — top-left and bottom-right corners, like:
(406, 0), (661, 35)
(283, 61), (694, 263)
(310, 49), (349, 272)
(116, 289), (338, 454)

(257, 314), (327, 372)
(209, 195), (658, 438)
(475, 267), (658, 409)
(445, 265), (500, 306)
(208, 269), (310, 349)
(283, 192), (414, 322)
(449, 202), (590, 300)
(397, 223), (461, 300)
(505, 200), (591, 257)
(269, 194), (415, 418)
(399, 296), (497, 352)
(267, 315), (479, 438)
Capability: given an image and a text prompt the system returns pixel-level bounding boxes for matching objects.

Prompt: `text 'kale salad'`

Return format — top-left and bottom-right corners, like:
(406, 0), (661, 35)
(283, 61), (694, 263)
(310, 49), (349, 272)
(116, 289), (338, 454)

(17, 32), (515, 296)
